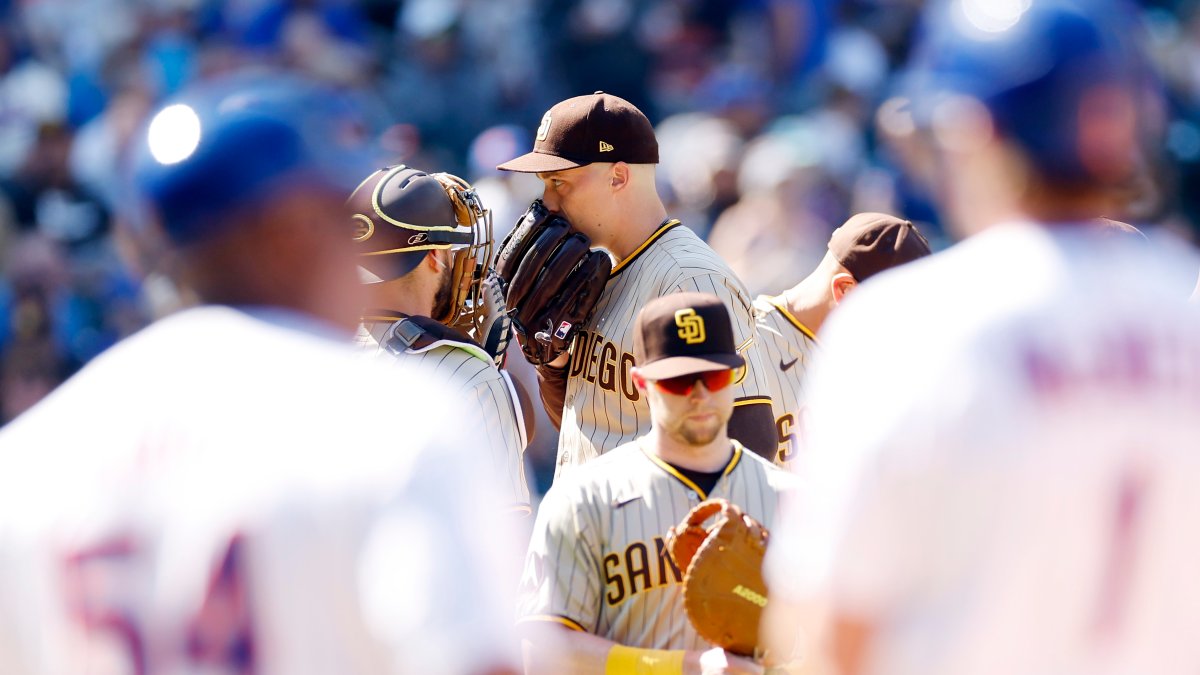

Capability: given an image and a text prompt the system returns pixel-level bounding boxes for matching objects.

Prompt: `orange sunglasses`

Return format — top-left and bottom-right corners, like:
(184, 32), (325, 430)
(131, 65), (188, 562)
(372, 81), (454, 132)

(650, 368), (742, 396)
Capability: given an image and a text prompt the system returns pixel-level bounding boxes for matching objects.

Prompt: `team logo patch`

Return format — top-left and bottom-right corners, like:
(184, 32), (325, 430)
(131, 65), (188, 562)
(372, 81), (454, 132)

(352, 214), (374, 242)
(554, 321), (572, 340)
(536, 112), (553, 141)
(675, 308), (706, 344)
(599, 141), (614, 152)
(407, 233), (428, 246)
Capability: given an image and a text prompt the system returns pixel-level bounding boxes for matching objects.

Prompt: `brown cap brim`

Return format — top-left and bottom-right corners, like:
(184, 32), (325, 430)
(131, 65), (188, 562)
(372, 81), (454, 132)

(638, 353), (745, 381)
(496, 151), (588, 173)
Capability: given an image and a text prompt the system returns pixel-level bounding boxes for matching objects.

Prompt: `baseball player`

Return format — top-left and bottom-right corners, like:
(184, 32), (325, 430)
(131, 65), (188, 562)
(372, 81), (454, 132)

(347, 164), (532, 515)
(497, 92), (776, 474)
(763, 2), (1200, 674)
(518, 292), (793, 674)
(0, 74), (521, 675)
(753, 213), (930, 465)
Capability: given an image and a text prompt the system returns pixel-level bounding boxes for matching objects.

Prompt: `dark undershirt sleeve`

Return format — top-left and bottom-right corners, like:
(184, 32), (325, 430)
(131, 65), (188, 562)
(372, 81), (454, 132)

(728, 401), (777, 460)
(535, 363), (569, 430)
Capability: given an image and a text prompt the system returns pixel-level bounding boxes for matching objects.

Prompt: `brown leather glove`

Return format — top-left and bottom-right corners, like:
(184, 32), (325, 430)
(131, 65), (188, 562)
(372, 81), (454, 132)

(666, 498), (771, 657)
(493, 200), (611, 366)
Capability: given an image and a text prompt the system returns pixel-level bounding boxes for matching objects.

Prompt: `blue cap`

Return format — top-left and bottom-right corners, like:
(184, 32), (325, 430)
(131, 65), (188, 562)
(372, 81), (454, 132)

(906, 0), (1148, 182)
(131, 72), (372, 245)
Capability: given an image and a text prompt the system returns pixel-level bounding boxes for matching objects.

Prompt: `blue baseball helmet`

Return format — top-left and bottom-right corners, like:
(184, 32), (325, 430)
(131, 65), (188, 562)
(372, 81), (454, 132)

(130, 71), (372, 245)
(906, 0), (1150, 184)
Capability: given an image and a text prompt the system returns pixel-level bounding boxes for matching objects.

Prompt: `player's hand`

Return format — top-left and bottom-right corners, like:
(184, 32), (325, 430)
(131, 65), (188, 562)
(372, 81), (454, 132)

(688, 647), (764, 675)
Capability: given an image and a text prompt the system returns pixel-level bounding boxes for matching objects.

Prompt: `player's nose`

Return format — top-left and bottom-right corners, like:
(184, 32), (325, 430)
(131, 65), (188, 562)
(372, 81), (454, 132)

(541, 190), (561, 213)
(688, 380), (713, 401)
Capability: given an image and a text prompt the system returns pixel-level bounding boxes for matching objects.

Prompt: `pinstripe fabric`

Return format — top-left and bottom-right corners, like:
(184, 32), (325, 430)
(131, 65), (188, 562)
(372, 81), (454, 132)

(517, 440), (794, 649)
(555, 223), (773, 478)
(751, 295), (820, 468)
(357, 322), (531, 512)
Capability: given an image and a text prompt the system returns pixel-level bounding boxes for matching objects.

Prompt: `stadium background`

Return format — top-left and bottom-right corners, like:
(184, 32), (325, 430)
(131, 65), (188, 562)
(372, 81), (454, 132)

(0, 0), (1195, 491)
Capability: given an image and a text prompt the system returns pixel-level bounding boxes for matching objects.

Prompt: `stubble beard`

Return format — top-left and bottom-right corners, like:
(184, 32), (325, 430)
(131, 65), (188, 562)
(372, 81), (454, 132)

(668, 412), (726, 447)
(431, 263), (455, 321)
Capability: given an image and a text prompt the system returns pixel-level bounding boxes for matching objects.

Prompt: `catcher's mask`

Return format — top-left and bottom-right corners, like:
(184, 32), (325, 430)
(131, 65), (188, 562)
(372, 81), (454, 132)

(347, 165), (493, 326)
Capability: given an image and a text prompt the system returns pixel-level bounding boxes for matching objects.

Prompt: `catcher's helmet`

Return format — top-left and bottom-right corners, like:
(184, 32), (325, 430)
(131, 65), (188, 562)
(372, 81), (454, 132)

(906, 0), (1148, 184)
(347, 165), (493, 325)
(131, 72), (369, 245)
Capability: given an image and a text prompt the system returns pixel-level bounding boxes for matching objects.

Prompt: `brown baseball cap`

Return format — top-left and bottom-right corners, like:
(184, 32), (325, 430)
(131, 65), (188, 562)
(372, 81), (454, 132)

(828, 212), (931, 282)
(633, 292), (745, 380)
(496, 92), (659, 173)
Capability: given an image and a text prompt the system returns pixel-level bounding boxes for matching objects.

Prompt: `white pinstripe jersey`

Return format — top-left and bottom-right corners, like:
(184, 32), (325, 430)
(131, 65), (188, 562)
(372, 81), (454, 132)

(751, 295), (820, 467)
(556, 221), (772, 476)
(357, 314), (531, 514)
(518, 439), (794, 649)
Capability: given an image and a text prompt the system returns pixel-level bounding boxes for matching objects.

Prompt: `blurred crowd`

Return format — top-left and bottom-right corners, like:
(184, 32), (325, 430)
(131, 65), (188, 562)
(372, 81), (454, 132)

(1, 0), (1198, 451)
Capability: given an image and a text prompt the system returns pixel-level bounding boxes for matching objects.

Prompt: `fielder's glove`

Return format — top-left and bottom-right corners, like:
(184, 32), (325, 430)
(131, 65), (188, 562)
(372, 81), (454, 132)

(665, 499), (771, 657)
(493, 200), (612, 366)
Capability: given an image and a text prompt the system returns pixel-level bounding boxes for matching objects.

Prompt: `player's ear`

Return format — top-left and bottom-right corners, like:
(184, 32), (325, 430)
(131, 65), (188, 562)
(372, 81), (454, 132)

(831, 273), (856, 304)
(609, 162), (630, 192)
(424, 250), (447, 272)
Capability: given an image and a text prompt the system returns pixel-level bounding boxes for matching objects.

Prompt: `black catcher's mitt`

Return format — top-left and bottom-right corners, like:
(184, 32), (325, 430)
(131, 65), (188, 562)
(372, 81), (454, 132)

(493, 200), (612, 365)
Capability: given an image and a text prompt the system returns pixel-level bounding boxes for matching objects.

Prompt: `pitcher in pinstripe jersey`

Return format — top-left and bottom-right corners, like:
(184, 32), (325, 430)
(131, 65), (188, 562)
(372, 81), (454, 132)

(498, 93), (776, 476)
(347, 165), (532, 514)
(518, 293), (793, 674)
(752, 213), (931, 467)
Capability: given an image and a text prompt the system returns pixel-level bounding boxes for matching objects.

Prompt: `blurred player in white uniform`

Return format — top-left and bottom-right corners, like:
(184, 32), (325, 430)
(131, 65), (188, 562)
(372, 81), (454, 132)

(0, 74), (521, 675)
(764, 1), (1200, 674)
(347, 165), (532, 515)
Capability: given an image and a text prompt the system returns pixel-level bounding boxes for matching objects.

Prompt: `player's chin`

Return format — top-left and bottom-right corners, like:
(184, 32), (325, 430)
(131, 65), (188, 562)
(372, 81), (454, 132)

(678, 417), (723, 446)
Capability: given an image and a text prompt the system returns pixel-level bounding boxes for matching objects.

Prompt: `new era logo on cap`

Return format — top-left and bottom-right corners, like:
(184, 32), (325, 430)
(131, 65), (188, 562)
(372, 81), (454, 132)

(599, 141), (614, 152)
